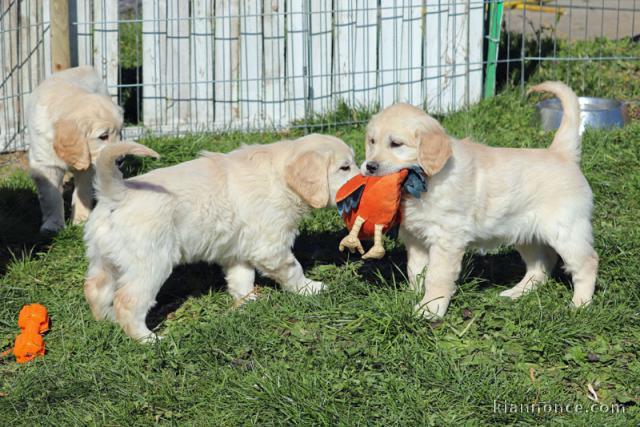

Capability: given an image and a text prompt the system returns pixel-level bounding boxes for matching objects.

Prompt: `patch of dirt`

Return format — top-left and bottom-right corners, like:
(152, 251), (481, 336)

(0, 151), (28, 180)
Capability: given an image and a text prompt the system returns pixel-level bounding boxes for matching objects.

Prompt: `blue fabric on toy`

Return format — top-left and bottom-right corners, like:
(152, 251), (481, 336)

(337, 183), (365, 216)
(402, 165), (428, 198)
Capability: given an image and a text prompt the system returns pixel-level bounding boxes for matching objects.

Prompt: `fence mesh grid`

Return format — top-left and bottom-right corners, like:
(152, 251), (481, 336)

(1, 0), (639, 153)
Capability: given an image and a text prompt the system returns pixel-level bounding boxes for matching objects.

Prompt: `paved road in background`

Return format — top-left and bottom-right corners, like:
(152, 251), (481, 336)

(504, 0), (640, 40)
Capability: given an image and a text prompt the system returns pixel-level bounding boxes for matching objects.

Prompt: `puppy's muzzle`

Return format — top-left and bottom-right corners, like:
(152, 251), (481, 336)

(365, 161), (379, 174)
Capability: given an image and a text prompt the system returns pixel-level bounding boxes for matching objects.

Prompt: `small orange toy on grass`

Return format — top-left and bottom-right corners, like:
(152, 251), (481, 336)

(337, 166), (427, 259)
(3, 304), (49, 363)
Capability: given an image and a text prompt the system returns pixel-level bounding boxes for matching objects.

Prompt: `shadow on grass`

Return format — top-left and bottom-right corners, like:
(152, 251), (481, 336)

(464, 251), (571, 291)
(0, 177), (89, 275)
(147, 262), (227, 330)
(295, 231), (570, 292)
(147, 229), (571, 330)
(0, 183), (71, 274)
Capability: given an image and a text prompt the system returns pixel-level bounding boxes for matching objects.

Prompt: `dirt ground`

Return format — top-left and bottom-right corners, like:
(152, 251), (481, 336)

(504, 0), (640, 40)
(0, 151), (28, 180)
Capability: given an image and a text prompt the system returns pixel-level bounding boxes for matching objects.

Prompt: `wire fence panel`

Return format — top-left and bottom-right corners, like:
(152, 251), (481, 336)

(308, 0), (332, 115)
(75, 0), (92, 68)
(143, 0), (192, 131)
(401, 0), (424, 105)
(215, 0), (240, 128)
(141, 0), (164, 130)
(468, 0), (484, 106)
(1, 0), (50, 153)
(93, 0), (118, 100)
(420, 0), (484, 111)
(168, 0), (191, 129)
(0, 0), (487, 150)
(353, 0), (378, 109)
(3, 1), (640, 153)
(286, 0), (307, 123)
(191, 0), (215, 130)
(1, 2), (20, 152)
(333, 0), (354, 105)
(263, 0), (286, 128)
(240, 0), (263, 128)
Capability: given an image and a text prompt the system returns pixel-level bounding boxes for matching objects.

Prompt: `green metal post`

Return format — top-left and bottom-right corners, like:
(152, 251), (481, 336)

(484, 0), (504, 98)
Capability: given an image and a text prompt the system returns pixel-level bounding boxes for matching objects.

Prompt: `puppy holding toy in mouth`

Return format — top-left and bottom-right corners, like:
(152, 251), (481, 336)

(361, 81), (598, 319)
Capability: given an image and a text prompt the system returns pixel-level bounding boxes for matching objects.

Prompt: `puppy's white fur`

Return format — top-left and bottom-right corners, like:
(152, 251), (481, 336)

(83, 135), (357, 341)
(363, 82), (598, 318)
(27, 66), (123, 233)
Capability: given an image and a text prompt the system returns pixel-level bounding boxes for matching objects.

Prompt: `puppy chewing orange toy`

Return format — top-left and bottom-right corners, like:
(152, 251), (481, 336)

(337, 166), (427, 259)
(4, 304), (50, 363)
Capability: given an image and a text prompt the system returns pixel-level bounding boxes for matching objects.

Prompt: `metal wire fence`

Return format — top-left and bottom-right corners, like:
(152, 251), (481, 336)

(1, 0), (640, 153)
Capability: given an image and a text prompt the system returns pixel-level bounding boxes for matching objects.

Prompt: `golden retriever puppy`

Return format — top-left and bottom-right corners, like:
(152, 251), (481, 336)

(362, 82), (598, 318)
(84, 135), (357, 341)
(27, 66), (123, 233)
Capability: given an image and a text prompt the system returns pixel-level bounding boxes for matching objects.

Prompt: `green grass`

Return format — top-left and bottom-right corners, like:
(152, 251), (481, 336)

(533, 37), (640, 102)
(2, 49), (640, 425)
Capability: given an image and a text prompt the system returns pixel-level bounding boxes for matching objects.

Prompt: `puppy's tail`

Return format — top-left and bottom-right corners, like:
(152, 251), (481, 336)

(528, 81), (581, 164)
(95, 141), (160, 202)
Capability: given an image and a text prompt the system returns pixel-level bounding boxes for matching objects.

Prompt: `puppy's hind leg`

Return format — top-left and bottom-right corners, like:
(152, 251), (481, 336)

(257, 253), (325, 296)
(568, 248), (598, 307)
(84, 260), (118, 321)
(113, 264), (172, 342)
(500, 243), (557, 300)
(548, 224), (598, 307)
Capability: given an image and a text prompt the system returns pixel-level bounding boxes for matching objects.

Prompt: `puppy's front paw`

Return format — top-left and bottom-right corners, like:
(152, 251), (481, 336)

(499, 286), (527, 300)
(571, 295), (592, 308)
(137, 332), (162, 344)
(71, 202), (91, 225)
(72, 213), (89, 225)
(232, 289), (260, 308)
(414, 297), (449, 320)
(295, 279), (326, 296)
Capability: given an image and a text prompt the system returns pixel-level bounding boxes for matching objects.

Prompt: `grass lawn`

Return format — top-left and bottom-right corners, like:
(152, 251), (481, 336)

(2, 53), (640, 425)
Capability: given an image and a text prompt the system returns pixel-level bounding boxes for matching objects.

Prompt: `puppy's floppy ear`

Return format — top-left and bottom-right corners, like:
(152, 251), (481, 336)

(285, 150), (329, 209)
(416, 130), (452, 176)
(53, 119), (91, 170)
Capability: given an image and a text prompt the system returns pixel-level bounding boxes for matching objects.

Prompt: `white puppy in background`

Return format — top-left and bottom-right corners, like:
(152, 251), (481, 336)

(84, 135), (357, 341)
(362, 81), (598, 318)
(27, 66), (123, 233)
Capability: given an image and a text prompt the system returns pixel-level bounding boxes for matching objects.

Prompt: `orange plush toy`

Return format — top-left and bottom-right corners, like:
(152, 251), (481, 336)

(337, 166), (427, 259)
(9, 304), (49, 363)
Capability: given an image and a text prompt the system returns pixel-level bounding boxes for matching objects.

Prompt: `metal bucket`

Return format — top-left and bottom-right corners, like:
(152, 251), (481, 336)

(536, 97), (629, 134)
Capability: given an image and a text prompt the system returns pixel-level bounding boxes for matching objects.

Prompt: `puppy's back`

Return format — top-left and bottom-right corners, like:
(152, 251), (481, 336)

(45, 66), (108, 96)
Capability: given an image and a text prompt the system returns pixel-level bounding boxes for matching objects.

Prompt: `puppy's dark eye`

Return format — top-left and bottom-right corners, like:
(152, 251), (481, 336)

(369, 138), (375, 145)
(98, 133), (109, 141)
(340, 165), (351, 171)
(390, 140), (403, 148)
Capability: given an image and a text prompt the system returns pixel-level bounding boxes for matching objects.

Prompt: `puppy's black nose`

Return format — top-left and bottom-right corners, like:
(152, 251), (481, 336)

(366, 161), (379, 173)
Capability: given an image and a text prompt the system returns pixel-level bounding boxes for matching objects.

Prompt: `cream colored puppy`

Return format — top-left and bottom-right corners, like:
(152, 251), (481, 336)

(362, 82), (598, 318)
(27, 66), (123, 233)
(84, 135), (357, 341)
